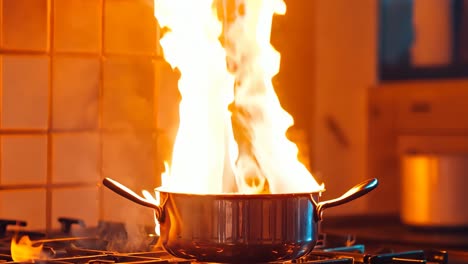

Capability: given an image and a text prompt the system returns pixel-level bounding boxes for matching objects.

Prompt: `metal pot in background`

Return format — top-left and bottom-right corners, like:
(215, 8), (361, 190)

(401, 154), (468, 228)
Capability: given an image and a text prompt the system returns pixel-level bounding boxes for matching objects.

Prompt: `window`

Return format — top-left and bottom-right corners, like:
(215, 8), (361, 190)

(379, 0), (468, 81)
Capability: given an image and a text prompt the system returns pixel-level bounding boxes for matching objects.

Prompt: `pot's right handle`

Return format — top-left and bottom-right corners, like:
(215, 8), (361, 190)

(313, 178), (378, 221)
(102, 178), (165, 222)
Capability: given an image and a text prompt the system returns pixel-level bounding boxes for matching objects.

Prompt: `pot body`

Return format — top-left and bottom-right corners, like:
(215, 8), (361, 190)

(157, 191), (320, 263)
(401, 154), (468, 228)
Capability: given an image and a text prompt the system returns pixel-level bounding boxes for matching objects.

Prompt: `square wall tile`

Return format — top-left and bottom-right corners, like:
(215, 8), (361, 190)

(51, 187), (99, 229)
(0, 189), (46, 230)
(102, 57), (154, 130)
(154, 60), (179, 133)
(1, 135), (48, 185)
(52, 56), (100, 130)
(52, 133), (100, 183)
(104, 0), (157, 55)
(1, 55), (49, 130)
(2, 0), (49, 51)
(0, 3), (2, 46)
(101, 187), (154, 226)
(154, 131), (173, 176)
(53, 0), (102, 53)
(102, 133), (157, 190)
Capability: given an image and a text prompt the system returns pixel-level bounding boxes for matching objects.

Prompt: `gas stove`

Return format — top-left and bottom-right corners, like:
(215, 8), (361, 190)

(0, 218), (457, 264)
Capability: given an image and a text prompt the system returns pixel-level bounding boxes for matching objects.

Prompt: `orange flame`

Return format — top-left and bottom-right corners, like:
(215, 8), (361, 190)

(143, 162), (169, 236)
(10, 236), (45, 262)
(155, 0), (235, 194)
(153, 0), (324, 194)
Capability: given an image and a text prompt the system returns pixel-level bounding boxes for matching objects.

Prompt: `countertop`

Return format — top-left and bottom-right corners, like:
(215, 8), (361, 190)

(322, 214), (468, 250)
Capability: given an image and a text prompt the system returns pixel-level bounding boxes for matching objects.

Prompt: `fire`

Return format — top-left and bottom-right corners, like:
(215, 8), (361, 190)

(143, 162), (170, 236)
(10, 236), (45, 262)
(154, 0), (324, 194)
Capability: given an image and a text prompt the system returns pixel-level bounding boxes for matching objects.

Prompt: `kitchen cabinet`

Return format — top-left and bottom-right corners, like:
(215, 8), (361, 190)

(371, 79), (468, 135)
(368, 79), (468, 214)
(393, 80), (468, 133)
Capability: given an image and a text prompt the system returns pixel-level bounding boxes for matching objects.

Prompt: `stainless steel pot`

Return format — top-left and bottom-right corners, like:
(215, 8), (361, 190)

(103, 178), (378, 263)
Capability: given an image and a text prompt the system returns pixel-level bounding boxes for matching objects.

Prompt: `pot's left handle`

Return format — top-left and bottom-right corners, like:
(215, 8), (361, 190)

(102, 178), (164, 222)
(313, 178), (378, 221)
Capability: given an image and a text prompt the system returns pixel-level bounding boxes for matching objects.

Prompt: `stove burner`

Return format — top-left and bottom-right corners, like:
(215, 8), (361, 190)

(58, 218), (86, 235)
(0, 218), (453, 264)
(0, 220), (28, 237)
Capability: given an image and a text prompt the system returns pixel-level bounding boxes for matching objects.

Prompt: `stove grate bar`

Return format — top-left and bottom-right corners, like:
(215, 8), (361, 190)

(65, 246), (116, 256)
(126, 252), (192, 263)
(0, 254), (11, 262)
(370, 250), (426, 264)
(46, 254), (172, 264)
(390, 257), (426, 264)
(292, 257), (354, 264)
(7, 260), (72, 264)
(321, 244), (366, 253)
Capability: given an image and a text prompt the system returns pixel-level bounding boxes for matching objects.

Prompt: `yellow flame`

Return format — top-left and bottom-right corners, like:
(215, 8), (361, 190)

(11, 236), (44, 262)
(143, 189), (161, 236)
(153, 0), (323, 194)
(143, 162), (170, 236)
(155, 0), (235, 194)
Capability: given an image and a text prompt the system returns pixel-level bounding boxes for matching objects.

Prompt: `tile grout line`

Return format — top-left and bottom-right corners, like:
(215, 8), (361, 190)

(0, 0), (163, 227)
(0, 50), (161, 58)
(0, 129), (162, 134)
(153, 2), (161, 190)
(45, 0), (54, 232)
(0, 0), (3, 187)
(98, 0), (106, 222)
(0, 0), (3, 47)
(0, 182), (99, 190)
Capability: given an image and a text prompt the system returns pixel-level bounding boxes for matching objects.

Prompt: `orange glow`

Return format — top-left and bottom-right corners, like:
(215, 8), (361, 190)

(143, 162), (169, 236)
(401, 155), (438, 220)
(152, 0), (323, 194)
(154, 0), (234, 194)
(11, 236), (45, 262)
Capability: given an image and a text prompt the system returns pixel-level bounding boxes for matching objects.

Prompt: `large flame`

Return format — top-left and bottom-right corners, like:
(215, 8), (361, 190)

(154, 0), (324, 194)
(155, 0), (235, 194)
(10, 236), (45, 262)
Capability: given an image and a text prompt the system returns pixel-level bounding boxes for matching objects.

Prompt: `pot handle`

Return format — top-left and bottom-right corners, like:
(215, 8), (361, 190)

(102, 177), (164, 222)
(313, 178), (378, 221)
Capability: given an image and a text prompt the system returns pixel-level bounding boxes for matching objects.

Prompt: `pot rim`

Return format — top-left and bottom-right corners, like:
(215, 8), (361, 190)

(154, 187), (326, 198)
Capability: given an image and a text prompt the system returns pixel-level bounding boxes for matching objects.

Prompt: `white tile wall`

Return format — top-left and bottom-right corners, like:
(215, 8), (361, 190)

(104, 0), (156, 55)
(0, 0), (161, 230)
(1, 55), (49, 130)
(1, 135), (48, 185)
(101, 132), (156, 190)
(52, 133), (99, 183)
(51, 187), (99, 229)
(101, 132), (157, 227)
(52, 56), (100, 130)
(0, 189), (47, 230)
(101, 187), (154, 226)
(53, 0), (102, 53)
(0, 3), (3, 47)
(102, 57), (154, 131)
(154, 60), (179, 136)
(154, 61), (179, 170)
(1, 0), (49, 51)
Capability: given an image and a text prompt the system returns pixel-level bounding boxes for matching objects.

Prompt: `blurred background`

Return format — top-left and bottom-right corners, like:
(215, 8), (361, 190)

(0, 0), (467, 231)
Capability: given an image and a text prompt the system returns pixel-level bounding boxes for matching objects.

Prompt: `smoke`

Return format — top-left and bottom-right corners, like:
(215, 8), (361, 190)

(100, 55), (161, 252)
(100, 132), (157, 252)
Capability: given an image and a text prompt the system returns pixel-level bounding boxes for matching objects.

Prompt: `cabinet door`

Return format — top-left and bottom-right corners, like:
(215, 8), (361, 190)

(394, 80), (468, 133)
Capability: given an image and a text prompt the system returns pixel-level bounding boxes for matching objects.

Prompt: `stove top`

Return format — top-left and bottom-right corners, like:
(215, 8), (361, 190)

(0, 217), (459, 264)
